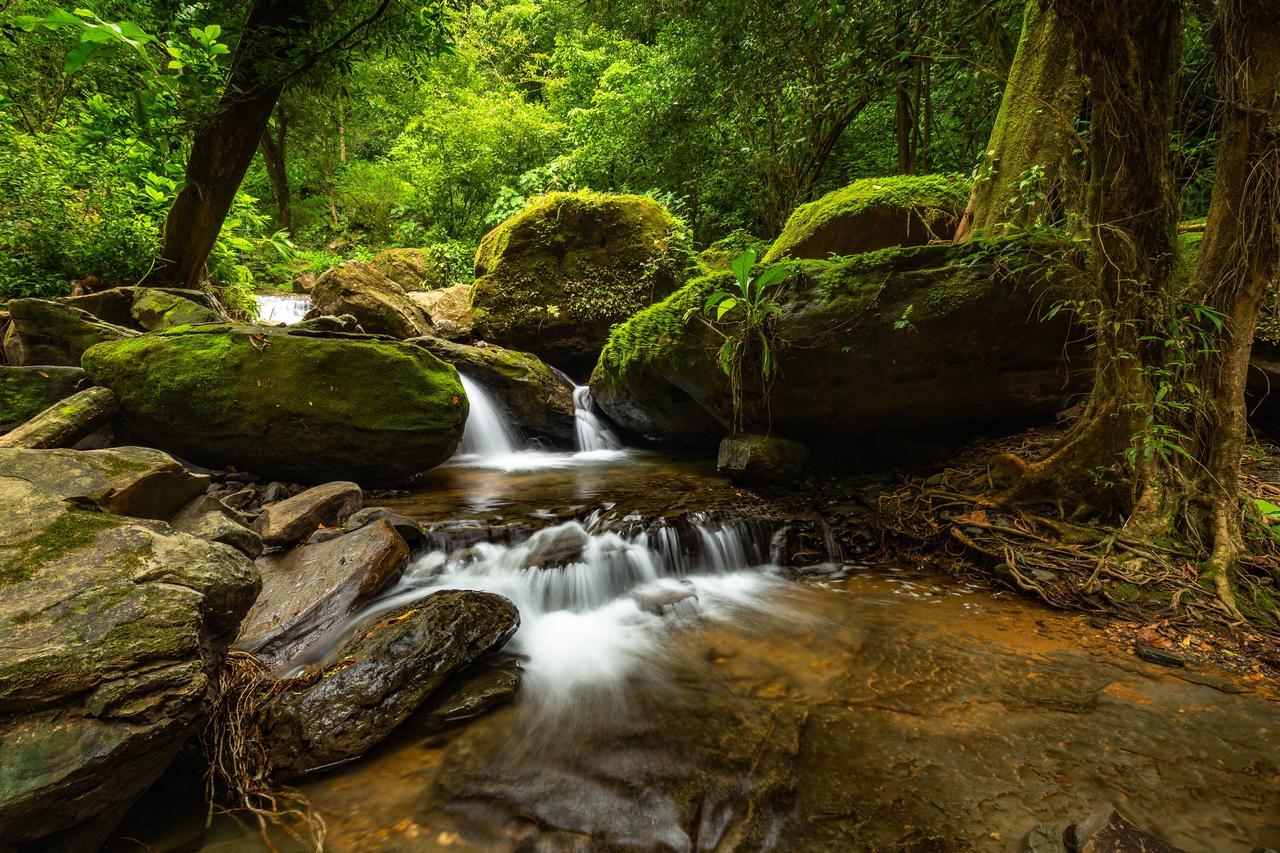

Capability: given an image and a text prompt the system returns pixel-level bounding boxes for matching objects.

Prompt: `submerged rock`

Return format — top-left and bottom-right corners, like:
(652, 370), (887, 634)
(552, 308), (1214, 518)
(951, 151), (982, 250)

(410, 337), (576, 441)
(717, 432), (809, 485)
(764, 174), (969, 262)
(307, 261), (433, 339)
(235, 518), (410, 670)
(592, 241), (1082, 446)
(471, 191), (691, 373)
(1, 298), (137, 366)
(263, 590), (519, 778)
(82, 324), (468, 486)
(410, 655), (523, 736)
(253, 481), (363, 548)
(0, 447), (259, 849)
(0, 366), (87, 431)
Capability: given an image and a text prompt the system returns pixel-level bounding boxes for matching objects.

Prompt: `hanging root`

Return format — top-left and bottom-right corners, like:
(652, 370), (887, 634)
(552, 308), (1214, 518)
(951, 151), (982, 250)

(200, 651), (326, 852)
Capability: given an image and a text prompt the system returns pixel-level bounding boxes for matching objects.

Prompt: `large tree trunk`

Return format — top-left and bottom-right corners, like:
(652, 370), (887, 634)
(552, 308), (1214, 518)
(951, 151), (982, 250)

(260, 105), (291, 231)
(148, 0), (310, 289)
(955, 1), (1084, 240)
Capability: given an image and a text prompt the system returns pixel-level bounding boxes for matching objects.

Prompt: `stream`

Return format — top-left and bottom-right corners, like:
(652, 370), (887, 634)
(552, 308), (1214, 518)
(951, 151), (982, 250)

(108, 376), (1280, 852)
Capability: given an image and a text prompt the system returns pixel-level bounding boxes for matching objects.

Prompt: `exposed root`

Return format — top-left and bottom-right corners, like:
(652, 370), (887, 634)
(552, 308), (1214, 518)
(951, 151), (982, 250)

(200, 650), (326, 852)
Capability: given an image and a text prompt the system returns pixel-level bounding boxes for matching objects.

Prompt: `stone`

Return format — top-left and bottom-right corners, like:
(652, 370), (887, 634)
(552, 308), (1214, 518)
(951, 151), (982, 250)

(410, 337), (576, 441)
(407, 284), (474, 340)
(0, 449), (258, 849)
(717, 433), (809, 485)
(0, 366), (87, 431)
(368, 246), (452, 291)
(1021, 824), (1067, 853)
(263, 590), (519, 778)
(471, 191), (691, 374)
(343, 506), (425, 550)
(592, 240), (1082, 446)
(235, 519), (410, 670)
(130, 287), (223, 330)
(82, 324), (468, 486)
(170, 495), (263, 559)
(410, 655), (523, 735)
(1072, 806), (1186, 853)
(763, 174), (970, 262)
(0, 386), (118, 450)
(252, 481), (363, 548)
(307, 261), (433, 339)
(1136, 645), (1185, 667)
(62, 286), (225, 330)
(294, 313), (363, 333)
(1, 298), (137, 366)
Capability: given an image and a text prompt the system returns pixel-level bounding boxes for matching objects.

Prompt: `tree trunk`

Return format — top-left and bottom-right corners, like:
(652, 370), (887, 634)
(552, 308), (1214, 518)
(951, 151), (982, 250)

(955, 1), (1084, 241)
(259, 106), (291, 231)
(895, 71), (915, 175)
(148, 0), (310, 289)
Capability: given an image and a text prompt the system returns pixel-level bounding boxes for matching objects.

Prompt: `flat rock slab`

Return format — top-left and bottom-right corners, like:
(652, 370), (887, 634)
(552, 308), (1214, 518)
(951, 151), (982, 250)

(253, 480), (363, 547)
(235, 518), (410, 670)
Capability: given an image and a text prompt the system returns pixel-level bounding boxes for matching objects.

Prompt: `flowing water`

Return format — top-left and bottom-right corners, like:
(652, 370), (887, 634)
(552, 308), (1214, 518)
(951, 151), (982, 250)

(255, 293), (313, 325)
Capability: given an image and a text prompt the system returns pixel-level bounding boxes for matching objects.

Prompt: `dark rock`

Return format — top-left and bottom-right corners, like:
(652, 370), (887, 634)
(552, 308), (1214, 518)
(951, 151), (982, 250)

(717, 432), (809, 485)
(259, 481), (289, 504)
(1072, 806), (1186, 853)
(263, 590), (519, 778)
(235, 519), (410, 670)
(1022, 824), (1067, 853)
(82, 324), (468, 487)
(0, 366), (87, 431)
(170, 495), (263, 559)
(1, 298), (137, 366)
(0, 386), (117, 450)
(411, 336), (576, 441)
(307, 261), (433, 339)
(222, 487), (258, 509)
(294, 313), (363, 333)
(410, 655), (523, 736)
(252, 481), (362, 548)
(1136, 645), (1185, 668)
(343, 506), (425, 549)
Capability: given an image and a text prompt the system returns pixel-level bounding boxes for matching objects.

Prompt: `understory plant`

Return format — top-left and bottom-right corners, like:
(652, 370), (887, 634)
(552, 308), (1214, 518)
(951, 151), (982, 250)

(685, 248), (790, 430)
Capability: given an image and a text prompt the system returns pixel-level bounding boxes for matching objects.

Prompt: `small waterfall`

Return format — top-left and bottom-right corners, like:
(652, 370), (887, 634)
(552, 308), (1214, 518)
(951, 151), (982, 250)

(458, 373), (523, 458)
(255, 294), (312, 325)
(573, 385), (622, 452)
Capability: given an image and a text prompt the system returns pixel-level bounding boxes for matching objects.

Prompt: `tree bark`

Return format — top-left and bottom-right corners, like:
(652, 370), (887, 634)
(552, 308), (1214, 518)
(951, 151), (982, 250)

(259, 105), (291, 231)
(148, 0), (311, 289)
(955, 1), (1084, 241)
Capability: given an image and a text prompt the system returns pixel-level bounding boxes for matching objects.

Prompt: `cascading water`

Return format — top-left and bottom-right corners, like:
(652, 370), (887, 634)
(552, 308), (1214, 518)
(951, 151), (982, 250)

(573, 384), (623, 452)
(255, 293), (312, 325)
(457, 373), (523, 458)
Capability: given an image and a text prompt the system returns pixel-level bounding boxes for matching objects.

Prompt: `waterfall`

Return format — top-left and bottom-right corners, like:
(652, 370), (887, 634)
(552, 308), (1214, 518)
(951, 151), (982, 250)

(255, 294), (312, 325)
(573, 385), (622, 452)
(458, 373), (523, 458)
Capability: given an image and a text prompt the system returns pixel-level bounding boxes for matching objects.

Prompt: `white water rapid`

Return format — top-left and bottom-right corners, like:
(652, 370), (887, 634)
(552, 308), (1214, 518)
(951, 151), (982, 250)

(255, 293), (312, 325)
(573, 384), (623, 453)
(457, 374), (523, 457)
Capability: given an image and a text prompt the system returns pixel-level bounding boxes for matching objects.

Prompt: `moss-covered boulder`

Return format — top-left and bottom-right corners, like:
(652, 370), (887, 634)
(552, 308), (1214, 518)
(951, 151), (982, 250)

(368, 246), (457, 291)
(0, 446), (259, 849)
(764, 175), (970, 263)
(308, 261), (434, 339)
(408, 284), (475, 340)
(0, 366), (87, 431)
(470, 191), (692, 374)
(592, 241), (1082, 446)
(1, 299), (137, 366)
(82, 325), (468, 486)
(0, 386), (117, 450)
(130, 287), (222, 330)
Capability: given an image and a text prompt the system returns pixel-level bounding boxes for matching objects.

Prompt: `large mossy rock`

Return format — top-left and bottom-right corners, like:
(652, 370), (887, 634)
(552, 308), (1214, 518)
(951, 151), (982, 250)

(63, 286), (225, 332)
(308, 261), (433, 339)
(368, 247), (452, 291)
(1, 299), (137, 366)
(411, 337), (576, 441)
(763, 174), (970, 263)
(592, 241), (1082, 446)
(470, 191), (691, 374)
(0, 447), (259, 849)
(82, 325), (468, 486)
(0, 366), (87, 431)
(263, 590), (519, 779)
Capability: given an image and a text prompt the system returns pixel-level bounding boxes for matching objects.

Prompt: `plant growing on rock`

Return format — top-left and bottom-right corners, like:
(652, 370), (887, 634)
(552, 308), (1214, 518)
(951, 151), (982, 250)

(685, 248), (790, 430)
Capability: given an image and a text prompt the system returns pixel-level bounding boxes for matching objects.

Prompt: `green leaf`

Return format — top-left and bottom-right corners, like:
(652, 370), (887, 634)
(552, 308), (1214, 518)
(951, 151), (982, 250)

(716, 297), (739, 320)
(64, 40), (104, 73)
(1256, 499), (1280, 520)
(754, 263), (790, 291)
(730, 248), (756, 286)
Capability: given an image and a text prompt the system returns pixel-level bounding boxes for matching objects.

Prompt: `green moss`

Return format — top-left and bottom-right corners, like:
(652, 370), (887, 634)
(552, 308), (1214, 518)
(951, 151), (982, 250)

(764, 174), (970, 263)
(1, 511), (122, 586)
(0, 367), (85, 426)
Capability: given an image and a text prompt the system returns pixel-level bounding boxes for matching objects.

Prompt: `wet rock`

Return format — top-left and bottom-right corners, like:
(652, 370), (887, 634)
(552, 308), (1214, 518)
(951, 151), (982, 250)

(0, 365), (87, 431)
(130, 287), (222, 330)
(307, 261), (433, 339)
(0, 448), (259, 849)
(1071, 806), (1185, 852)
(763, 174), (969, 262)
(235, 518), (410, 670)
(1, 298), (137, 366)
(1022, 824), (1068, 853)
(82, 324), (467, 486)
(170, 495), (263, 559)
(0, 386), (118, 450)
(411, 655), (523, 736)
(1136, 645), (1185, 668)
(633, 579), (698, 614)
(407, 284), (475, 340)
(471, 191), (691, 373)
(717, 432), (809, 485)
(410, 337), (576, 441)
(522, 522), (591, 568)
(0, 445), (207, 520)
(263, 590), (519, 778)
(343, 506), (425, 549)
(252, 481), (362, 548)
